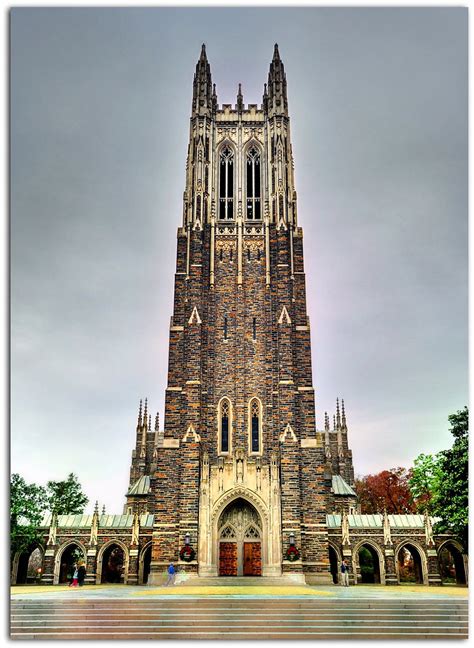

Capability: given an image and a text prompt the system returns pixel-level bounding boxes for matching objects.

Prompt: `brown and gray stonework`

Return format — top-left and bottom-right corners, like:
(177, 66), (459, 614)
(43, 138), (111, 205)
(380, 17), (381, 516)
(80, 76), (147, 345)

(12, 45), (467, 588)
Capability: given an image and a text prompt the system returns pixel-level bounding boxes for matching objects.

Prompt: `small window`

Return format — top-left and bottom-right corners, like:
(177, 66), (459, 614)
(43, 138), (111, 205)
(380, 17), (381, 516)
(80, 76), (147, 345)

(224, 316), (228, 340)
(219, 146), (234, 220)
(218, 398), (232, 454)
(246, 147), (261, 220)
(249, 399), (262, 454)
(252, 317), (256, 341)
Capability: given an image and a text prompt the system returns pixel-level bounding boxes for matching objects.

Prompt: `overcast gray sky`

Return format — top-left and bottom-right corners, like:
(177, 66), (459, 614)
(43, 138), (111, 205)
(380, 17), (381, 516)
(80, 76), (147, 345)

(11, 7), (467, 513)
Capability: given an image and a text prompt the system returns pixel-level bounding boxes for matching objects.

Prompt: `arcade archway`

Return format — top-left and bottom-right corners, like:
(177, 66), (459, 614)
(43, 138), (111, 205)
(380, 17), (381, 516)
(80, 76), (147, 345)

(396, 542), (427, 585)
(55, 542), (86, 584)
(139, 543), (152, 585)
(99, 543), (127, 583)
(12, 545), (44, 585)
(358, 544), (381, 584)
(328, 545), (340, 584)
(218, 498), (262, 576)
(438, 541), (467, 585)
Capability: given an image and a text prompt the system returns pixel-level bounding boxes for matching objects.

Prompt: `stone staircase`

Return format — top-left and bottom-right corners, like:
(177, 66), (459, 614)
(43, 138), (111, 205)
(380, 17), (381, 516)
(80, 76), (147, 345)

(11, 598), (468, 639)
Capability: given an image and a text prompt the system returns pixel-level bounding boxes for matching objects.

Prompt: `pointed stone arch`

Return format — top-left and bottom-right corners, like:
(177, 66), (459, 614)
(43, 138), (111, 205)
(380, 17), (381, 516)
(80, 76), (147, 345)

(138, 541), (153, 585)
(96, 539), (130, 585)
(328, 541), (342, 584)
(11, 542), (45, 585)
(395, 539), (429, 585)
(352, 538), (386, 585)
(279, 422), (297, 443)
(437, 539), (467, 585)
(188, 306), (202, 325)
(53, 540), (88, 585)
(278, 305), (291, 325)
(183, 424), (201, 443)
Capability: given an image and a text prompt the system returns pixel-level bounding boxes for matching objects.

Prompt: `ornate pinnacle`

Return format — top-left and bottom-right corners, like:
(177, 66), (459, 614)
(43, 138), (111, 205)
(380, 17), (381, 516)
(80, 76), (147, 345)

(273, 43), (280, 61)
(333, 414), (336, 431)
(102, 505), (106, 515)
(341, 399), (347, 428)
(324, 411), (330, 431)
(94, 500), (99, 515)
(336, 398), (341, 429)
(143, 398), (148, 431)
(137, 399), (143, 428)
(154, 412), (159, 431)
(237, 83), (243, 111)
(149, 414), (152, 431)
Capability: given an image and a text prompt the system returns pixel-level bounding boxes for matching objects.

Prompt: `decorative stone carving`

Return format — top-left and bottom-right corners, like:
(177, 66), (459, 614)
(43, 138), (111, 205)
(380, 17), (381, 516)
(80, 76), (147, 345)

(341, 510), (350, 546)
(182, 424), (201, 443)
(383, 509), (392, 546)
(424, 510), (435, 547)
(47, 512), (57, 547)
(131, 512), (140, 546)
(279, 423), (297, 442)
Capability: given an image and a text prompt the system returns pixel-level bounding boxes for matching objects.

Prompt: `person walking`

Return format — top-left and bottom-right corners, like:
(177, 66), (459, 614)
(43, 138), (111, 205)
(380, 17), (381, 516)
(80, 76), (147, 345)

(69, 563), (79, 588)
(165, 562), (176, 586)
(77, 561), (86, 587)
(340, 559), (350, 586)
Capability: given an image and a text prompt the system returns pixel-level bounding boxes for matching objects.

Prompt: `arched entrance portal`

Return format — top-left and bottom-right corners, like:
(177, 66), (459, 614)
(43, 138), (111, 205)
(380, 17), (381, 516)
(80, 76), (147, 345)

(358, 544), (381, 584)
(139, 544), (152, 585)
(14, 546), (44, 584)
(57, 543), (86, 584)
(328, 545), (339, 584)
(218, 498), (262, 576)
(101, 544), (125, 583)
(438, 542), (467, 585)
(397, 543), (424, 584)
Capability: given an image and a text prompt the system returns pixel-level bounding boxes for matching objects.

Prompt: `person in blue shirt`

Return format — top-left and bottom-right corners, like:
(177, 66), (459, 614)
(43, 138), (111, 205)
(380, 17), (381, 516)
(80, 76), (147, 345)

(340, 559), (350, 586)
(165, 562), (176, 586)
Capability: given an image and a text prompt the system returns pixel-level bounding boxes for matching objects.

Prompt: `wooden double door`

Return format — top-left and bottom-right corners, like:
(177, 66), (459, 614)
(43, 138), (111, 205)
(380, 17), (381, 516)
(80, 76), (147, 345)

(219, 541), (262, 576)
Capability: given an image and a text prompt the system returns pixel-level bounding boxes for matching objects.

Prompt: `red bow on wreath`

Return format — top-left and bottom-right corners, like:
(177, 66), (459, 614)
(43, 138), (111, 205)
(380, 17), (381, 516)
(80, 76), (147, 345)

(179, 546), (196, 562)
(285, 546), (300, 561)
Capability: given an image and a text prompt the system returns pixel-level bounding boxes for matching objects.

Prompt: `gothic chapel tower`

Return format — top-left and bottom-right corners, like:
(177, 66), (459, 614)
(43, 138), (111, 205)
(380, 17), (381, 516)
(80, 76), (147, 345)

(148, 45), (332, 584)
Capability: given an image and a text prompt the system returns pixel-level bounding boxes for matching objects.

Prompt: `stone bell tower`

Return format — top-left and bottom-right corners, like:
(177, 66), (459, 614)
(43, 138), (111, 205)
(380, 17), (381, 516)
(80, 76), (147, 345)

(148, 44), (332, 584)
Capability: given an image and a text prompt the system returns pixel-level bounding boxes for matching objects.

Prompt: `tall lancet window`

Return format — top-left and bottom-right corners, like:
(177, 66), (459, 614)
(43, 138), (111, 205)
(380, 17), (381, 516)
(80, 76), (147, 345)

(218, 398), (232, 454)
(249, 398), (262, 454)
(246, 147), (261, 220)
(219, 146), (234, 220)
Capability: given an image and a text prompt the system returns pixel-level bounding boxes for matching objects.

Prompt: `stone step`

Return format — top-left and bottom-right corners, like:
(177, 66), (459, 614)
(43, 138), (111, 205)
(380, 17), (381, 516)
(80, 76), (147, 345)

(10, 599), (468, 640)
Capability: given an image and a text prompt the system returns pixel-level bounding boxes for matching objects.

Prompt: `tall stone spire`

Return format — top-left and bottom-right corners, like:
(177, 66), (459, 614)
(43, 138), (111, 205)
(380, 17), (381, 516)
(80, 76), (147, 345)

(137, 399), (143, 430)
(341, 399), (347, 431)
(336, 398), (341, 429)
(267, 43), (288, 117)
(192, 43), (213, 117)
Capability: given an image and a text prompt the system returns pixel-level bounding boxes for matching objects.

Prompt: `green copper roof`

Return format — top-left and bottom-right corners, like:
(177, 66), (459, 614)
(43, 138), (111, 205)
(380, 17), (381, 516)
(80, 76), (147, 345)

(127, 475), (151, 496)
(326, 514), (430, 528)
(331, 475), (357, 497)
(30, 512), (154, 529)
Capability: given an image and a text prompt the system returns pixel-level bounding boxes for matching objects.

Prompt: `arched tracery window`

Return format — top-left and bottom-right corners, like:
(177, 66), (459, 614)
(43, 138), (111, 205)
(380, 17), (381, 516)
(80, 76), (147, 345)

(246, 146), (261, 220)
(219, 146), (234, 220)
(249, 398), (262, 454)
(218, 398), (232, 454)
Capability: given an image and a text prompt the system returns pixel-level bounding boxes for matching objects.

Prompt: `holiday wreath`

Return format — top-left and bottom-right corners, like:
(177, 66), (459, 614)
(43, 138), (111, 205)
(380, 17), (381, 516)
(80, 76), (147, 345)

(285, 546), (300, 561)
(179, 546), (196, 562)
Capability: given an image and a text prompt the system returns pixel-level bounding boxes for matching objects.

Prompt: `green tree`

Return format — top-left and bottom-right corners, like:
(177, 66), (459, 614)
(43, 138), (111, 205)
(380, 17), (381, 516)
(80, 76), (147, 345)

(46, 473), (89, 515)
(10, 474), (47, 557)
(409, 453), (442, 513)
(433, 407), (468, 549)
